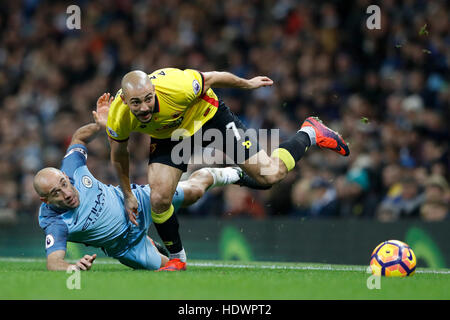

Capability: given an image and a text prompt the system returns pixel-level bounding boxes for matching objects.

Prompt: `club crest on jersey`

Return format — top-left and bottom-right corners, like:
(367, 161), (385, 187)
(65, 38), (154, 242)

(193, 79), (201, 95)
(46, 235), (55, 249)
(82, 175), (93, 188)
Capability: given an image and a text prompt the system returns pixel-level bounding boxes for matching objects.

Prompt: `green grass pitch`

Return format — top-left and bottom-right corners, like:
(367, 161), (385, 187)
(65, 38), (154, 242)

(1, 258), (449, 300)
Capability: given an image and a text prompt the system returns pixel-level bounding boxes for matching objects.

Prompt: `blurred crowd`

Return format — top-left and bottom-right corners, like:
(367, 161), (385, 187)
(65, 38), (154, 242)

(0, 0), (448, 223)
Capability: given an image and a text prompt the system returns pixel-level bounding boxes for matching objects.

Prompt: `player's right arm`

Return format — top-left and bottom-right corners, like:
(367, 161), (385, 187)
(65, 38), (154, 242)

(109, 137), (139, 226)
(40, 216), (97, 271)
(47, 250), (97, 271)
(202, 71), (273, 94)
(106, 92), (140, 225)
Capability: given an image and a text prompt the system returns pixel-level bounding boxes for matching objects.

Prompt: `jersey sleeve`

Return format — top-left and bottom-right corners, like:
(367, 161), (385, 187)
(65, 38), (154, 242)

(60, 144), (88, 181)
(106, 94), (132, 142)
(40, 217), (69, 256)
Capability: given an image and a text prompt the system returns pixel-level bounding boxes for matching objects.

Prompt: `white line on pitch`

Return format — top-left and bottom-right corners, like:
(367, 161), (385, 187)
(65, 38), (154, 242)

(1, 257), (449, 274)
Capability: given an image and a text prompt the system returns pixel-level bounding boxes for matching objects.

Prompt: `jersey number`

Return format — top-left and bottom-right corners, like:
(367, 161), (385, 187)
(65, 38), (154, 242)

(226, 121), (241, 140)
(149, 70), (166, 80)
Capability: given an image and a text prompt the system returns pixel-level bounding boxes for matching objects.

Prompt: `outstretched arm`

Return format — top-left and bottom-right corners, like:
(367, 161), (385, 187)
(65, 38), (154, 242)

(202, 71), (273, 94)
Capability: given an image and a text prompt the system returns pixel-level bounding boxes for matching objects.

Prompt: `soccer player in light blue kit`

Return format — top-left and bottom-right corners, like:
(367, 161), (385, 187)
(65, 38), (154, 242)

(34, 94), (243, 271)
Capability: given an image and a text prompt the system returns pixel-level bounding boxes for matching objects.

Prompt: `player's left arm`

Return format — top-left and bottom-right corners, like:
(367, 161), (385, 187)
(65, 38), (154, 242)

(202, 71), (273, 94)
(69, 123), (102, 147)
(42, 219), (97, 271)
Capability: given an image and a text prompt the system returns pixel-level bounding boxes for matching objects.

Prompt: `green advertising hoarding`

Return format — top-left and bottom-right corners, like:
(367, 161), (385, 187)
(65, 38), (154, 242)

(1, 217), (448, 268)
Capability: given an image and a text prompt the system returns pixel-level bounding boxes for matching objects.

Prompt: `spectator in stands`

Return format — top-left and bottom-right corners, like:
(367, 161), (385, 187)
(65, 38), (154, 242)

(420, 175), (449, 222)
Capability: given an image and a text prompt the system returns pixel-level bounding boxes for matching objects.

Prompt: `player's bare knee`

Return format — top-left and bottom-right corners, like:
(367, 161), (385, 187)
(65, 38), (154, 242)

(150, 191), (173, 211)
(188, 168), (213, 190)
(190, 168), (211, 181)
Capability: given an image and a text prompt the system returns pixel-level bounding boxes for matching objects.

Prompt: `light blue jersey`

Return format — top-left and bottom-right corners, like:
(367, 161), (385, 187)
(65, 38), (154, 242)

(38, 144), (184, 270)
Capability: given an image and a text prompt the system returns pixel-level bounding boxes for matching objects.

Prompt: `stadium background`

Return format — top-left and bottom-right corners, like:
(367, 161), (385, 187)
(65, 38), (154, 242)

(0, 0), (448, 267)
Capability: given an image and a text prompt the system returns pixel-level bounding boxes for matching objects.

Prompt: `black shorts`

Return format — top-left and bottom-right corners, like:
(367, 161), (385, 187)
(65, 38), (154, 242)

(148, 100), (261, 171)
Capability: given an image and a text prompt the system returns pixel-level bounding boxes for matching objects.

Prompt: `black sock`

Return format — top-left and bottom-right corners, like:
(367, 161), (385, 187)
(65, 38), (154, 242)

(279, 131), (311, 162)
(153, 214), (183, 254)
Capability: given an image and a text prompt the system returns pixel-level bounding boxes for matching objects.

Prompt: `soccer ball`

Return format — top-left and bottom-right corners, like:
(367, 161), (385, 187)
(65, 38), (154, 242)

(370, 240), (416, 277)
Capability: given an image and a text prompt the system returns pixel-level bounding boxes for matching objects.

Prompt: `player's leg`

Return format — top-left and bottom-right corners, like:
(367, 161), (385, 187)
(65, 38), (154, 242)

(201, 100), (270, 188)
(147, 137), (191, 270)
(148, 236), (169, 267)
(238, 129), (311, 186)
(147, 162), (185, 260)
(241, 116), (350, 185)
(117, 235), (166, 270)
(178, 167), (242, 206)
(177, 168), (212, 207)
(201, 99), (299, 186)
(239, 149), (289, 186)
(148, 162), (183, 213)
(123, 184), (170, 269)
(155, 184), (188, 272)
(204, 100), (349, 186)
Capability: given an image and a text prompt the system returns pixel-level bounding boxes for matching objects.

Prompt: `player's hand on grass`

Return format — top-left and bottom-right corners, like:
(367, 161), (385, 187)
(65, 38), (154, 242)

(246, 76), (273, 89)
(125, 194), (139, 226)
(93, 93), (113, 128)
(75, 254), (97, 271)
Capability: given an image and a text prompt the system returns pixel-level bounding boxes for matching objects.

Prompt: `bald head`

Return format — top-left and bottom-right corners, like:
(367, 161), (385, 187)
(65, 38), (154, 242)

(33, 167), (64, 197)
(121, 70), (153, 98)
(33, 167), (80, 209)
(120, 70), (156, 123)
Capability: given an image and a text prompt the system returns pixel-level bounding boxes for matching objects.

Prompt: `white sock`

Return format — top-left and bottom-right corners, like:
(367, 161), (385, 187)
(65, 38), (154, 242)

(169, 248), (187, 262)
(204, 167), (241, 190)
(299, 126), (316, 146)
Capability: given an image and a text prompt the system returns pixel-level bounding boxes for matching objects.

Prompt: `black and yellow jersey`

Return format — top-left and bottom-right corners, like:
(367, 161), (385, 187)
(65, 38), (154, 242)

(106, 68), (219, 141)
